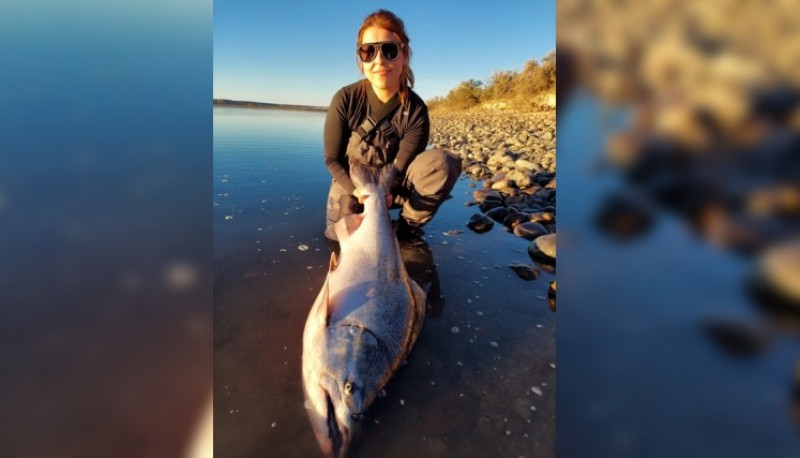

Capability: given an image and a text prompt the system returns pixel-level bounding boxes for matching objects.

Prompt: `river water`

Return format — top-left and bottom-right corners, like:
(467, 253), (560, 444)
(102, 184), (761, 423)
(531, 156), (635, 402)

(213, 107), (556, 457)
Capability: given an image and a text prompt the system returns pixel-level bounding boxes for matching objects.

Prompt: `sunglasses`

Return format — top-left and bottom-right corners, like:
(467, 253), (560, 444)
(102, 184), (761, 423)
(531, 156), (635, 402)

(357, 41), (403, 63)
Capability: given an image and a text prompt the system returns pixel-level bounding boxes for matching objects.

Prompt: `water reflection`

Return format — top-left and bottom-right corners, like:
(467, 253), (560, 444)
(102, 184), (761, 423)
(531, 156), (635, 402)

(701, 316), (772, 358)
(594, 189), (656, 241)
(398, 238), (445, 318)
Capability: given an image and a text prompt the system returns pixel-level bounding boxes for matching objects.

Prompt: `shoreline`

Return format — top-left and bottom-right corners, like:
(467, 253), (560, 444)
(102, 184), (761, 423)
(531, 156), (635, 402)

(213, 99), (328, 112)
(212, 99), (554, 116)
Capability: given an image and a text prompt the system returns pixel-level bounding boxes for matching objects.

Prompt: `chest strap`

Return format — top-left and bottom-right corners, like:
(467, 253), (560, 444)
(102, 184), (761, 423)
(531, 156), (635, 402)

(356, 93), (400, 140)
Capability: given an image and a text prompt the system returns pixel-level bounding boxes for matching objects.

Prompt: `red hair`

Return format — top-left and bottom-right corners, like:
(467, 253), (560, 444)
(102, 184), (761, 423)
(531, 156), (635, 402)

(357, 9), (415, 105)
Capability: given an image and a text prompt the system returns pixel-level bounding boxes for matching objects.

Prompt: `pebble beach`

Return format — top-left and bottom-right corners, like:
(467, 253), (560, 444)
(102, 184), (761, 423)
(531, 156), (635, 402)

(429, 108), (557, 295)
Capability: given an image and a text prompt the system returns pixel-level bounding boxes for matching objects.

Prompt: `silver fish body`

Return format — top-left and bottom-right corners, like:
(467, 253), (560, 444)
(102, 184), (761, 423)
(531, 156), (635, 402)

(302, 162), (425, 458)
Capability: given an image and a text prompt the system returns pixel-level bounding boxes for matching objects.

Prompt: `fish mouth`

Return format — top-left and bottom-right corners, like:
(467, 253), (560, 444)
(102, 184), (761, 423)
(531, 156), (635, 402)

(325, 390), (352, 458)
(325, 391), (342, 456)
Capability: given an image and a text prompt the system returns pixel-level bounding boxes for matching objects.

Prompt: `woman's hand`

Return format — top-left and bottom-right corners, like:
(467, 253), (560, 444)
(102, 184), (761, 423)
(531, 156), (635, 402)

(353, 187), (365, 203)
(353, 187), (393, 208)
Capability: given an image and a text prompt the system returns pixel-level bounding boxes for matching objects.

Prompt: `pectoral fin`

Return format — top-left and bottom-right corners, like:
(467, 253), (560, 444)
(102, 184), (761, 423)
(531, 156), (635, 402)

(308, 277), (331, 329)
(334, 214), (364, 242)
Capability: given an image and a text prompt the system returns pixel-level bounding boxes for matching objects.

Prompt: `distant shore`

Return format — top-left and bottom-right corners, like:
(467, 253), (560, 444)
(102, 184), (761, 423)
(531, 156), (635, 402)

(213, 99), (328, 112)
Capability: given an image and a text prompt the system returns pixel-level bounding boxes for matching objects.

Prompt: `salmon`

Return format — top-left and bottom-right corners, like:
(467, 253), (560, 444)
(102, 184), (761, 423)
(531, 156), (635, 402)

(302, 161), (425, 457)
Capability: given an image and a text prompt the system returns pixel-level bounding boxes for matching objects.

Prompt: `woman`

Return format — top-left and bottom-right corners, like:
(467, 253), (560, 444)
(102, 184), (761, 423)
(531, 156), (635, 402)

(323, 9), (461, 242)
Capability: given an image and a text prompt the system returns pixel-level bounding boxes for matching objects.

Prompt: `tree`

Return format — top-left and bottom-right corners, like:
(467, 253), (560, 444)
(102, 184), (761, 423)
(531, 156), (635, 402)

(445, 79), (483, 109)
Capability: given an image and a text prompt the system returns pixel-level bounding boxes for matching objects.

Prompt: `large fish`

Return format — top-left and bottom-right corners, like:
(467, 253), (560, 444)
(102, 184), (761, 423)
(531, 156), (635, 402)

(302, 161), (426, 457)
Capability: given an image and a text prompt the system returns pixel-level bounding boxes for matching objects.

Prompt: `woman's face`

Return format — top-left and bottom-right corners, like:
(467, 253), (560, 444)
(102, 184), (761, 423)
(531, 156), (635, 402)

(359, 26), (406, 96)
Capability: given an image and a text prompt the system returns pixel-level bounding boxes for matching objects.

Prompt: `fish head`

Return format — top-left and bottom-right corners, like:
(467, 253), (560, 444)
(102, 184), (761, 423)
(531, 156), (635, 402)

(305, 324), (388, 457)
(304, 373), (369, 458)
(304, 379), (350, 458)
(304, 366), (357, 458)
(327, 323), (388, 410)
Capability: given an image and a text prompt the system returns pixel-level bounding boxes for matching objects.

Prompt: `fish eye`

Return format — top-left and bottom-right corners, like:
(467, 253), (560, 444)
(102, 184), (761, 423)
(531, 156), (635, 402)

(344, 381), (354, 396)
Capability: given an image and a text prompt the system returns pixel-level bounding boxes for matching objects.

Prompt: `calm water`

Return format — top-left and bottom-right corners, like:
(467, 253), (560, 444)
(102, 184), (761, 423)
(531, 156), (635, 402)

(213, 107), (556, 457)
(558, 92), (800, 457)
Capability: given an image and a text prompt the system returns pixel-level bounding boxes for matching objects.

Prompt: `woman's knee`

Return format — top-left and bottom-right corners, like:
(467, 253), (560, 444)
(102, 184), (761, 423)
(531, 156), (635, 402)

(406, 149), (462, 195)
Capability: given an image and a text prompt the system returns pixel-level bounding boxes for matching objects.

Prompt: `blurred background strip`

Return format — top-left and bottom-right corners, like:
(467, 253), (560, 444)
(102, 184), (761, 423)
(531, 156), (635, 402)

(558, 0), (800, 457)
(0, 1), (212, 457)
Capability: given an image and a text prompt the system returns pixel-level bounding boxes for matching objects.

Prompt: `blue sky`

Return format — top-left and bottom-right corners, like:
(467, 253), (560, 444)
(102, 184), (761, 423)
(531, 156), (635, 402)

(214, 0), (555, 106)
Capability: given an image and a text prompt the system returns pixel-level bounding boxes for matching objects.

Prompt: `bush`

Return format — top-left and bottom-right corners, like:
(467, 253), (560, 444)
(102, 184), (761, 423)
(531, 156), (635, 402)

(484, 70), (518, 100)
(428, 51), (555, 111)
(442, 79), (483, 110)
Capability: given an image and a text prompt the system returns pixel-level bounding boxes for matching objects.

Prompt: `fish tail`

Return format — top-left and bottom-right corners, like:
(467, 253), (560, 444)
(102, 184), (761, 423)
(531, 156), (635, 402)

(349, 160), (396, 194)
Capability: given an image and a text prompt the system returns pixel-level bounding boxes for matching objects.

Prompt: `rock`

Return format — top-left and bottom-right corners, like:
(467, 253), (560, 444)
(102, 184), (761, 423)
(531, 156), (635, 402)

(594, 190), (654, 239)
(529, 233), (556, 262)
(526, 197), (545, 207)
(509, 263), (541, 281)
(491, 180), (515, 190)
(699, 207), (783, 255)
(545, 176), (557, 190)
(487, 151), (514, 168)
(525, 184), (544, 195)
(467, 164), (490, 178)
(528, 211), (555, 224)
(756, 177), (800, 218)
(755, 238), (800, 307)
(702, 317), (771, 357)
(486, 206), (516, 223)
(504, 195), (525, 206)
(479, 199), (503, 212)
(473, 189), (503, 204)
(507, 169), (534, 188)
(548, 281), (556, 312)
(503, 212), (529, 229)
(539, 189), (556, 201)
(514, 158), (538, 172)
(513, 222), (549, 240)
(467, 213), (494, 233)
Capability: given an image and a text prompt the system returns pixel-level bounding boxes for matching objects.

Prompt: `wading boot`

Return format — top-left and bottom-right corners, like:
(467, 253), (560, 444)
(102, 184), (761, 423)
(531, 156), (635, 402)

(396, 217), (426, 245)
